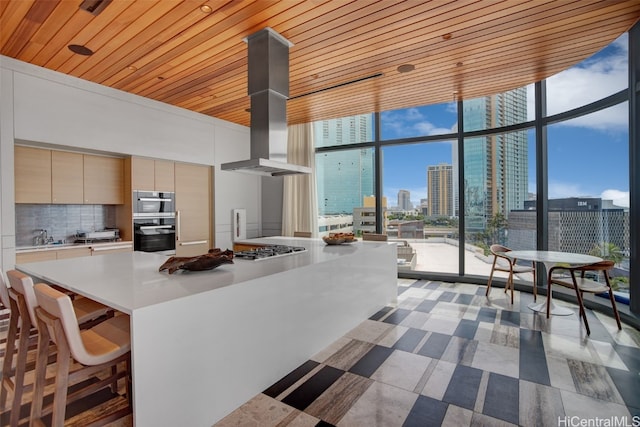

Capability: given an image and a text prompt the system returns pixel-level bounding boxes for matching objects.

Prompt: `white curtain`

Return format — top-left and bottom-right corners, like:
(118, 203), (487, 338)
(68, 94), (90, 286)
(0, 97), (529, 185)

(282, 123), (318, 236)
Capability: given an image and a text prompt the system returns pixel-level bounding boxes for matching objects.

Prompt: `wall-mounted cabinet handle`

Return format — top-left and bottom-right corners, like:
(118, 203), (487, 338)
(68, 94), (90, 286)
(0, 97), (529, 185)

(176, 210), (181, 241)
(91, 244), (132, 252)
(138, 198), (172, 202)
(179, 241), (207, 246)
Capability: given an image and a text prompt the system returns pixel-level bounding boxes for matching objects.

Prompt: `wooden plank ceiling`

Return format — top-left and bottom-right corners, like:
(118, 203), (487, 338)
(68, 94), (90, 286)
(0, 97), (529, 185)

(1, 0), (639, 127)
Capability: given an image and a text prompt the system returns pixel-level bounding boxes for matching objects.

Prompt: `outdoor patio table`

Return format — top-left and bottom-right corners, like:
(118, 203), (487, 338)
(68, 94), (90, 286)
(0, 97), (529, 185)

(505, 250), (602, 315)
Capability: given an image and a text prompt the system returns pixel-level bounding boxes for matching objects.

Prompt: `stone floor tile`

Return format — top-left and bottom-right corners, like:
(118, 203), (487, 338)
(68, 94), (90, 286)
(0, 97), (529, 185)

(370, 350), (431, 392)
(518, 379), (564, 426)
(336, 382), (417, 427)
(471, 341), (520, 378)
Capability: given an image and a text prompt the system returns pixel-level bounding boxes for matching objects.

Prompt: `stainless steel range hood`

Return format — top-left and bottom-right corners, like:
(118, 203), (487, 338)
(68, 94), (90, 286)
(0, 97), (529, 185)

(221, 28), (311, 177)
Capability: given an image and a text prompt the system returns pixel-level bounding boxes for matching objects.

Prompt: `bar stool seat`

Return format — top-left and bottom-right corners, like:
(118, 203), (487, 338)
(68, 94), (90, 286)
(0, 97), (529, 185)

(31, 283), (131, 426)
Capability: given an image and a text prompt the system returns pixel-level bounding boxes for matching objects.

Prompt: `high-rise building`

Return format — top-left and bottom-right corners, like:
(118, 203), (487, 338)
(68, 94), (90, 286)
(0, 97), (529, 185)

(314, 115), (374, 215)
(508, 198), (629, 257)
(462, 87), (528, 232)
(397, 190), (412, 210)
(353, 196), (388, 235)
(427, 163), (454, 217)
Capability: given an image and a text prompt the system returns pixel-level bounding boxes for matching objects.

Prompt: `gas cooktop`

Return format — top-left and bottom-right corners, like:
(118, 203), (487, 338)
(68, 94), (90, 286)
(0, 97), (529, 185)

(234, 245), (306, 261)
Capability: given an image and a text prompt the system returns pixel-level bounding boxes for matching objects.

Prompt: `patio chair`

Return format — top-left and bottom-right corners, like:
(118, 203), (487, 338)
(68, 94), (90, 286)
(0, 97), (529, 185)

(485, 244), (536, 304)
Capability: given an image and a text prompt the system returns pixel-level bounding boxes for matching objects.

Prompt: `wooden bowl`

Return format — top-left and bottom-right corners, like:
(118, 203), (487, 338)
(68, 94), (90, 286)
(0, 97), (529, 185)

(323, 236), (345, 245)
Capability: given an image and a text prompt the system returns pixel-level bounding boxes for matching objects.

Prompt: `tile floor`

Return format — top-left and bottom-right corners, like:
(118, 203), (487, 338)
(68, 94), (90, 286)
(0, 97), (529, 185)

(217, 279), (640, 427)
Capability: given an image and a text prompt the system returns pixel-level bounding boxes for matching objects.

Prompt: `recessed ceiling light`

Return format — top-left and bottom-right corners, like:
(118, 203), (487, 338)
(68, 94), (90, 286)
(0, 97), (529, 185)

(127, 65), (137, 71)
(200, 4), (212, 13)
(397, 64), (415, 73)
(68, 44), (93, 56)
(442, 33), (452, 40)
(157, 76), (165, 81)
(79, 0), (112, 16)
(456, 62), (463, 67)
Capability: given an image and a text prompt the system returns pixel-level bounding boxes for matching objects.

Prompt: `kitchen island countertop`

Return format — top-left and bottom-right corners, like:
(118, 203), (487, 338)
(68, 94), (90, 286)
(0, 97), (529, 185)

(17, 236), (384, 314)
(17, 236), (397, 426)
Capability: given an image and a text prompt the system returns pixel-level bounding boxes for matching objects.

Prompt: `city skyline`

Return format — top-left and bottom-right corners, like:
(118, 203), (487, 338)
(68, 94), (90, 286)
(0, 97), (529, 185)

(380, 34), (629, 209)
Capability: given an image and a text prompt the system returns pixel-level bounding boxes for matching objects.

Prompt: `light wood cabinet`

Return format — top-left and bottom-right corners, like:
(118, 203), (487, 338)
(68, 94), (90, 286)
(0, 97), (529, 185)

(52, 151), (84, 204)
(15, 146), (52, 203)
(16, 242), (132, 263)
(15, 147), (125, 205)
(131, 157), (175, 191)
(176, 241), (210, 257)
(154, 160), (175, 191)
(90, 243), (133, 256)
(84, 155), (124, 204)
(16, 250), (57, 264)
(56, 247), (92, 259)
(131, 157), (155, 191)
(175, 163), (211, 257)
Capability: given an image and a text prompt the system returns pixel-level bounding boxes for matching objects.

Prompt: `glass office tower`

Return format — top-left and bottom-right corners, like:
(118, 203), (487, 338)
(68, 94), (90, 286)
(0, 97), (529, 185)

(463, 87), (529, 232)
(315, 114), (374, 215)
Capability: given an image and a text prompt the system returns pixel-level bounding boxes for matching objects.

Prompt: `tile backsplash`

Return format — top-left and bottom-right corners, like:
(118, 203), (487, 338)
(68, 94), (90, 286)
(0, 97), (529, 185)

(16, 204), (117, 247)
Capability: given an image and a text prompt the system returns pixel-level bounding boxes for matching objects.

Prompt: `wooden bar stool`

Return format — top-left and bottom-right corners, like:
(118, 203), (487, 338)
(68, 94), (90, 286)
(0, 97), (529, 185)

(0, 270), (23, 421)
(0, 270), (111, 426)
(30, 283), (131, 427)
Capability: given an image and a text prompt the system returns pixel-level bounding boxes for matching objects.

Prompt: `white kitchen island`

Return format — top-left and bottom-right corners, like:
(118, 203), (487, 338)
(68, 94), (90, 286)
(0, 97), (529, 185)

(17, 237), (397, 426)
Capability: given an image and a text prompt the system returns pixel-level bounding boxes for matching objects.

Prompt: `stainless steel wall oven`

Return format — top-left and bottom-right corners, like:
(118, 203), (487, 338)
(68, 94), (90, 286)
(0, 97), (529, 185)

(133, 191), (176, 254)
(134, 191), (175, 216)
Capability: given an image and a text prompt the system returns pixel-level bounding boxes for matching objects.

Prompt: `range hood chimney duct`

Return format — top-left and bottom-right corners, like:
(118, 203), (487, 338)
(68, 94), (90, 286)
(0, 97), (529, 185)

(221, 28), (311, 176)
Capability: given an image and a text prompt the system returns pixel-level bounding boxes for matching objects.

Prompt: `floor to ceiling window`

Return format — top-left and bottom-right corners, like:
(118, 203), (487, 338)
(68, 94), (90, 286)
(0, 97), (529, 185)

(381, 141), (457, 274)
(463, 129), (536, 278)
(312, 32), (634, 308)
(547, 104), (630, 298)
(314, 115), (375, 235)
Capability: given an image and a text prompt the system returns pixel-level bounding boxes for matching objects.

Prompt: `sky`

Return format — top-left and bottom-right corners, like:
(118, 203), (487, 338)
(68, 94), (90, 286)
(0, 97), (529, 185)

(379, 34), (630, 209)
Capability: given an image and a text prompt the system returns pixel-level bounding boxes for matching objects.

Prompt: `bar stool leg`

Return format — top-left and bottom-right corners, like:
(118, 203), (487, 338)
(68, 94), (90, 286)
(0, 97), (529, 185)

(30, 318), (51, 425)
(0, 301), (19, 411)
(9, 308), (31, 426)
(51, 323), (72, 427)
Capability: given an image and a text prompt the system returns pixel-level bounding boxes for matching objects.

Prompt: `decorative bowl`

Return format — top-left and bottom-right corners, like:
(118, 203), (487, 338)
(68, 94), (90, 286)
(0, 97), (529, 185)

(323, 236), (345, 245)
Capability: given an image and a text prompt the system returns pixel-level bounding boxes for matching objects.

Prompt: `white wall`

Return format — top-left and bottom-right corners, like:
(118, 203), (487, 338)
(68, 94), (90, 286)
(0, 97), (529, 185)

(0, 55), (260, 271)
(213, 125), (262, 249)
(0, 67), (16, 271)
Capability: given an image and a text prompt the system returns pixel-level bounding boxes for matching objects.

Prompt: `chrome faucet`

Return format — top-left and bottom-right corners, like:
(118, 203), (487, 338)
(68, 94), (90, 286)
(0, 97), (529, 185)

(34, 229), (48, 246)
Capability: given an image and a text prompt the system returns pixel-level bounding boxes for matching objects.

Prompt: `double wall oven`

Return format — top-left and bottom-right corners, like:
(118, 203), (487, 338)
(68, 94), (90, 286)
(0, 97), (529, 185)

(133, 191), (176, 255)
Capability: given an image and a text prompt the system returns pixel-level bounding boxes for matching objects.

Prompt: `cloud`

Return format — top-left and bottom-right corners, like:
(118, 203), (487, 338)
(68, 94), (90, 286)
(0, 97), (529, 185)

(527, 34), (628, 131)
(548, 181), (584, 199)
(404, 108), (424, 121)
(531, 182), (629, 208)
(601, 189), (629, 208)
(414, 122), (454, 135)
(381, 108), (455, 138)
